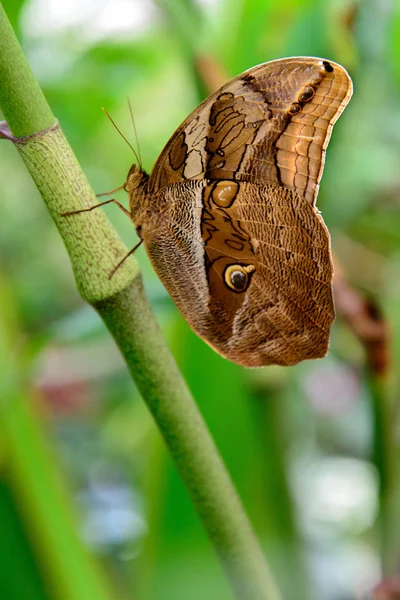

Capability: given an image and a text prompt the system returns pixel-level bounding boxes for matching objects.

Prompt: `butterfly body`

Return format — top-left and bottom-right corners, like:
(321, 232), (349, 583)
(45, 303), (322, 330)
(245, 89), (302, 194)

(125, 57), (352, 367)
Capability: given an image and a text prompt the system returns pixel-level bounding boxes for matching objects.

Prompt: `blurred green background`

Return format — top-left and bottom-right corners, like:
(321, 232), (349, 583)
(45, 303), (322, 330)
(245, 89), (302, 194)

(1, 0), (400, 599)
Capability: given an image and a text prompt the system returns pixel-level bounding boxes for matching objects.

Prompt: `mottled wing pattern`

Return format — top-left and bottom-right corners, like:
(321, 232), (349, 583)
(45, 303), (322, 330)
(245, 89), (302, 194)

(145, 179), (333, 366)
(143, 58), (352, 366)
(150, 57), (352, 205)
(201, 181), (335, 366)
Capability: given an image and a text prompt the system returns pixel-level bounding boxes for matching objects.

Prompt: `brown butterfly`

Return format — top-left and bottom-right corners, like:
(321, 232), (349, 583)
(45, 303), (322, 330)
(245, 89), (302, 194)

(80, 57), (352, 367)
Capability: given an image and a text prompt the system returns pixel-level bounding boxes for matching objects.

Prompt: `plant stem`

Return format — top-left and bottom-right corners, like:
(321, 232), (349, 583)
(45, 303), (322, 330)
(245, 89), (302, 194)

(0, 4), (282, 599)
(0, 275), (117, 600)
(0, 5), (54, 136)
(369, 370), (398, 575)
(97, 282), (281, 600)
(250, 387), (311, 600)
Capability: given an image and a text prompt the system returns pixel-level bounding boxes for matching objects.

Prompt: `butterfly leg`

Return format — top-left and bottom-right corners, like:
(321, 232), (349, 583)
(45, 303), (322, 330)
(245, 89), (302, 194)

(96, 184), (125, 197)
(109, 240), (143, 279)
(61, 198), (131, 218)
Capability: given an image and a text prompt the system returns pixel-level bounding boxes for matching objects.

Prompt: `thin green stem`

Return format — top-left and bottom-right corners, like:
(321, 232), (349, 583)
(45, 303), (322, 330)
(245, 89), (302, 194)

(250, 388), (311, 600)
(0, 4), (282, 599)
(369, 370), (398, 575)
(0, 276), (117, 600)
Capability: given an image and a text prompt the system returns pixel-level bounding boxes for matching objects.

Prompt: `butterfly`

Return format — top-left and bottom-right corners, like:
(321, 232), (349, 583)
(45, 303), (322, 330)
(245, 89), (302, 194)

(89, 57), (352, 367)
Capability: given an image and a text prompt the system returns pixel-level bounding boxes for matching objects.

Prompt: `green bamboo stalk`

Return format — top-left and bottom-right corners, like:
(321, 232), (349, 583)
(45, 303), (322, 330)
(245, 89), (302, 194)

(0, 4), (282, 599)
(0, 6), (53, 136)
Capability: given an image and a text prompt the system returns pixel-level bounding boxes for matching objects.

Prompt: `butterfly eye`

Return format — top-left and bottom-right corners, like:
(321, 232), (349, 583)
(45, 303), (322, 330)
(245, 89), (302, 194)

(224, 264), (255, 292)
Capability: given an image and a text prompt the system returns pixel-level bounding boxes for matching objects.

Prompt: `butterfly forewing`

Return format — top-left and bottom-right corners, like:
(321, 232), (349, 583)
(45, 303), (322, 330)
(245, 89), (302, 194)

(150, 57), (352, 205)
(135, 57), (352, 366)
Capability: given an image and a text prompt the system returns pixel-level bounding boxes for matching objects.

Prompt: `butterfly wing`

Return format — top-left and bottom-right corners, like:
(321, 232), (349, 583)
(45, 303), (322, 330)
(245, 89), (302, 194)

(143, 57), (352, 366)
(150, 57), (352, 205)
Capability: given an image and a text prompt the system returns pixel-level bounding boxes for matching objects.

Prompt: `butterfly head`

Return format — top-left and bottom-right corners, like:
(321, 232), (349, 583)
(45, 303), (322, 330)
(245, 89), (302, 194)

(124, 164), (146, 191)
(124, 164), (150, 229)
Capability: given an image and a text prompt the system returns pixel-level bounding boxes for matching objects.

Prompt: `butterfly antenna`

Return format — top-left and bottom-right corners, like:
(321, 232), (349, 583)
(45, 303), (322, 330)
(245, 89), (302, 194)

(127, 98), (143, 171)
(101, 107), (141, 167)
